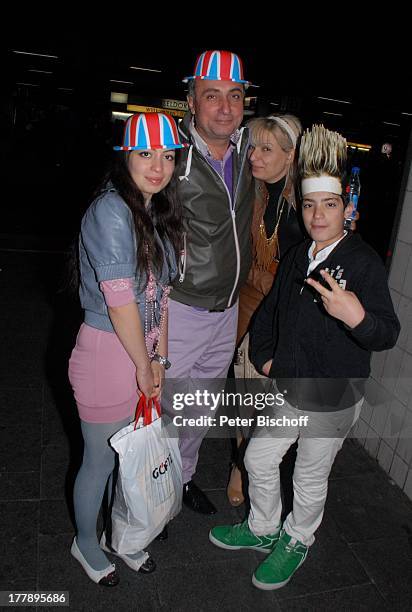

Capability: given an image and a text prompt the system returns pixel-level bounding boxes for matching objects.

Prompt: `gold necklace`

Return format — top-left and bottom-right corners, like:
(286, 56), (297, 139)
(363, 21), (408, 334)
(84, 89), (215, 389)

(254, 193), (286, 271)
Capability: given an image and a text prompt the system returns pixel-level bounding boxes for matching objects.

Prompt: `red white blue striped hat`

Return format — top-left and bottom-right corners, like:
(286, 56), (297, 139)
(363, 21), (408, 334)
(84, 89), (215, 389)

(113, 112), (187, 151)
(183, 50), (250, 86)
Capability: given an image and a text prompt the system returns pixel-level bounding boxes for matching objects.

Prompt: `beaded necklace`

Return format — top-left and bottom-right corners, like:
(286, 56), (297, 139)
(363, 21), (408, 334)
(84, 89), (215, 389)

(143, 254), (170, 359)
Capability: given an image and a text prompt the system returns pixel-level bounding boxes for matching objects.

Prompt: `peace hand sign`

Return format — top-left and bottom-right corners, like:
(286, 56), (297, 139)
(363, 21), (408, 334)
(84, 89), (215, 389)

(306, 270), (366, 329)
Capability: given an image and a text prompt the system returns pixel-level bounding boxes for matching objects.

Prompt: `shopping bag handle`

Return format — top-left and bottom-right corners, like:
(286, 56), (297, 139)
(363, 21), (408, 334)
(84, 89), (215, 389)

(134, 394), (161, 429)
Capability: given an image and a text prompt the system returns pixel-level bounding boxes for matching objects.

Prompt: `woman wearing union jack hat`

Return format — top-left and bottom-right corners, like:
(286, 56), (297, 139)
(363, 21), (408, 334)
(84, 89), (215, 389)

(68, 112), (185, 586)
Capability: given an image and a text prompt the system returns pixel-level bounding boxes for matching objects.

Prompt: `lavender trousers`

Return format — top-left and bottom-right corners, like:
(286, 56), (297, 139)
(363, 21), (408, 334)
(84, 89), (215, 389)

(163, 298), (238, 483)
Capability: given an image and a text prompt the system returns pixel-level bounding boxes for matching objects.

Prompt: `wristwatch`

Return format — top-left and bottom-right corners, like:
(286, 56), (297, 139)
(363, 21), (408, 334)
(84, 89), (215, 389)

(152, 353), (171, 370)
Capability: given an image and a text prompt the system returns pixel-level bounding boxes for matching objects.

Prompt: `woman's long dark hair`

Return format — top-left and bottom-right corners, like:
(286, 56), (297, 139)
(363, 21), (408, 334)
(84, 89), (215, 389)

(108, 150), (182, 277)
(66, 150), (183, 293)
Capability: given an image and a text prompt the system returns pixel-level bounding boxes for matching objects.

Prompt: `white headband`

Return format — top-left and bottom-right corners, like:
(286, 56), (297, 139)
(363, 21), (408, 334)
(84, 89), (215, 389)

(301, 176), (343, 196)
(267, 116), (297, 148)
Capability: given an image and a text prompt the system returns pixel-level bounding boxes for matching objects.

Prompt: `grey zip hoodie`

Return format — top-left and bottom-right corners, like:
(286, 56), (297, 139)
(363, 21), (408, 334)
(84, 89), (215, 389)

(170, 112), (254, 310)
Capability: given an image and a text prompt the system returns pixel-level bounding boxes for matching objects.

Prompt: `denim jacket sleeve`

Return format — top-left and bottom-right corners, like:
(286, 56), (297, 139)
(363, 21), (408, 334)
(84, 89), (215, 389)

(80, 191), (138, 282)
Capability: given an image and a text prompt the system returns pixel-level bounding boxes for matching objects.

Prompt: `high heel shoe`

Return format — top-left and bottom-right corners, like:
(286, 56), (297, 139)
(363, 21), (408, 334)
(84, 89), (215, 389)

(70, 537), (119, 586)
(100, 532), (156, 574)
(227, 463), (244, 507)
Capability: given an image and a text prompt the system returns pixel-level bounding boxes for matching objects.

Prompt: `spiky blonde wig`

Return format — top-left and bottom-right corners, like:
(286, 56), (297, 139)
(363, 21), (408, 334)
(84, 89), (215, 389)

(299, 125), (347, 195)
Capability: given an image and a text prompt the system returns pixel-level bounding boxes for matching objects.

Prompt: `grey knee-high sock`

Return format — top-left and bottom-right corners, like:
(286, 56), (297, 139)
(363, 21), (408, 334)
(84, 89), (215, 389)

(73, 418), (130, 571)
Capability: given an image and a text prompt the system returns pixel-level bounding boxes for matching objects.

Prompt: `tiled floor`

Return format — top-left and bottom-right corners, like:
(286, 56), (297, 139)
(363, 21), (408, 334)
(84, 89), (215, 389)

(1, 252), (412, 611)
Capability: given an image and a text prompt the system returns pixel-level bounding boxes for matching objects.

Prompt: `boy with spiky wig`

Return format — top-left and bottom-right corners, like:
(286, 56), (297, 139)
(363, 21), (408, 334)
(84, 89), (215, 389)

(209, 125), (400, 590)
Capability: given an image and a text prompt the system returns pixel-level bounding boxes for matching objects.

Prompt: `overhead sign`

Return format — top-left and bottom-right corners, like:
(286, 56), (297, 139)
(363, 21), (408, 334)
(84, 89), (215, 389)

(111, 92), (129, 104)
(162, 99), (189, 111)
(127, 104), (185, 118)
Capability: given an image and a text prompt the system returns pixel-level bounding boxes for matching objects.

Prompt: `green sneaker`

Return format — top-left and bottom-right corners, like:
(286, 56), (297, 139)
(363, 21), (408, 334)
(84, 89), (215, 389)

(252, 530), (308, 590)
(209, 520), (280, 553)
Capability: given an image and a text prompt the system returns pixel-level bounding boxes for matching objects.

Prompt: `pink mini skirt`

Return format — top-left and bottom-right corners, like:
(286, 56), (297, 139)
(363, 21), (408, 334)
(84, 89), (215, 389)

(68, 323), (138, 423)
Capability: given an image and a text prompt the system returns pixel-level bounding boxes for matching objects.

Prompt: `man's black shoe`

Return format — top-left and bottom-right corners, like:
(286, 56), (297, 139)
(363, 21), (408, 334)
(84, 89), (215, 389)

(183, 480), (217, 515)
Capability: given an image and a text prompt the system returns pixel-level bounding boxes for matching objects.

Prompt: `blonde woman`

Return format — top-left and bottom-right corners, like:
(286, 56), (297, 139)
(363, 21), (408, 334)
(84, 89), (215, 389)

(228, 115), (303, 506)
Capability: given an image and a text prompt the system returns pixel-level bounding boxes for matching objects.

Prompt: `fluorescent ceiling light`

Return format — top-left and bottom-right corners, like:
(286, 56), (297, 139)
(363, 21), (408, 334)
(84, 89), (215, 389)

(322, 111), (343, 116)
(270, 102), (279, 106)
(347, 141), (372, 150)
(401, 112), (412, 116)
(112, 111), (133, 119)
(110, 79), (134, 85)
(16, 82), (40, 87)
(12, 50), (59, 59)
(58, 87), (73, 91)
(28, 69), (53, 74)
(129, 66), (162, 73)
(318, 96), (351, 104)
(383, 121), (400, 126)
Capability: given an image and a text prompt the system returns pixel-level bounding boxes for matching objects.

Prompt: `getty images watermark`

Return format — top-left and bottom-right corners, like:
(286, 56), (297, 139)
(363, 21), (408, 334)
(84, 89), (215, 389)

(171, 390), (309, 429)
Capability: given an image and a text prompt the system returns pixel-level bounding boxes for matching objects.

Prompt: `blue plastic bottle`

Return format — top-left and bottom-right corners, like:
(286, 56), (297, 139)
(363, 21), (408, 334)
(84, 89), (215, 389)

(344, 166), (361, 230)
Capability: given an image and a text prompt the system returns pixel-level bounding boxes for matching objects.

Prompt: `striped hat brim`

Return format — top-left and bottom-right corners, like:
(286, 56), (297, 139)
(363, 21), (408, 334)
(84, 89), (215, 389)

(183, 75), (250, 85)
(113, 143), (188, 150)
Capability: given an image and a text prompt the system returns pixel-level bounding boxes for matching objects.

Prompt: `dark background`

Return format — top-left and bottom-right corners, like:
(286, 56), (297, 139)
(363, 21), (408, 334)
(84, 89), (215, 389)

(2, 19), (411, 262)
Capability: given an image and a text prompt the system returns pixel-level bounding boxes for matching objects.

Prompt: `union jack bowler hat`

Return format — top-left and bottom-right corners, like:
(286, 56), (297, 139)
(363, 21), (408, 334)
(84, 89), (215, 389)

(113, 112), (188, 151)
(183, 50), (250, 86)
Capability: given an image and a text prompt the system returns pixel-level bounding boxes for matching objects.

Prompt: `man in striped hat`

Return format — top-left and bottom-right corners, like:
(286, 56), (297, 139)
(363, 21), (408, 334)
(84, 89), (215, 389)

(164, 50), (255, 515)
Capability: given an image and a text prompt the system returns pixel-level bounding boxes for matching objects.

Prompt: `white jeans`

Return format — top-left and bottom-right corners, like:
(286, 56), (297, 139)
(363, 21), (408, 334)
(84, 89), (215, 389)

(244, 397), (362, 546)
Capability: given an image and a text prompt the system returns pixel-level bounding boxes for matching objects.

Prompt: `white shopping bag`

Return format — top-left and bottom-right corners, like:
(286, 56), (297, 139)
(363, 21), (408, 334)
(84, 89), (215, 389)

(110, 396), (182, 554)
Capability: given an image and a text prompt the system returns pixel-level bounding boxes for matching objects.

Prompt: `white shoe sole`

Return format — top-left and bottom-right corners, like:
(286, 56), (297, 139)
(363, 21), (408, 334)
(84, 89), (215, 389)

(208, 531), (272, 553)
(252, 574), (292, 590)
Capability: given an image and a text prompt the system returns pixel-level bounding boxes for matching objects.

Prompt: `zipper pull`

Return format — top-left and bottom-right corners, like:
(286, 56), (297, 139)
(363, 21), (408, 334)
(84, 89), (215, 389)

(178, 234), (187, 283)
